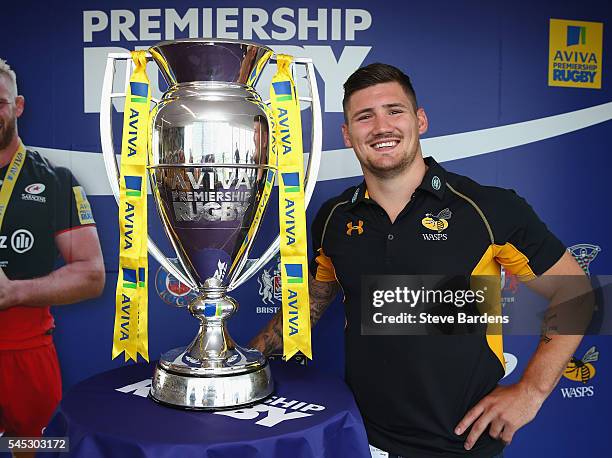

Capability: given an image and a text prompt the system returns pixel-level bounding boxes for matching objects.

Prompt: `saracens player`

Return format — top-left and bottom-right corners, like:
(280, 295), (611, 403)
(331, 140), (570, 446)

(0, 59), (105, 441)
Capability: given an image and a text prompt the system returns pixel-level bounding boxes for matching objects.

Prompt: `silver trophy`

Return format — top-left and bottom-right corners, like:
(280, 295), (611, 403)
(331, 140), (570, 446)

(100, 39), (322, 409)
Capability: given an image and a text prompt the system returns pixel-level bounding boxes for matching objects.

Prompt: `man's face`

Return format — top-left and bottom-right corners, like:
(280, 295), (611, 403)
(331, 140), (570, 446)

(342, 81), (428, 179)
(0, 75), (23, 150)
(253, 120), (268, 164)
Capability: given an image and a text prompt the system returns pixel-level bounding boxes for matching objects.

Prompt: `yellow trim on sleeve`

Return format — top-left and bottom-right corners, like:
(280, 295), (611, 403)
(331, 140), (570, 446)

(472, 245), (504, 370)
(493, 242), (537, 280)
(72, 186), (95, 225)
(471, 241), (538, 371)
(314, 248), (337, 282)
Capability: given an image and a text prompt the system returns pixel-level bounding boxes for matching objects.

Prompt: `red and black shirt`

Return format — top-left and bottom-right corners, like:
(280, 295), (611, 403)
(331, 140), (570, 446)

(311, 157), (565, 458)
(0, 149), (96, 350)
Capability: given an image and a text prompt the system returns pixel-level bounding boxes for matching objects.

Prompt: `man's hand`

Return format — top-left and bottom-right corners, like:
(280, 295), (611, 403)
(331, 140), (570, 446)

(249, 273), (339, 355)
(455, 382), (545, 449)
(455, 251), (590, 450)
(0, 267), (16, 310)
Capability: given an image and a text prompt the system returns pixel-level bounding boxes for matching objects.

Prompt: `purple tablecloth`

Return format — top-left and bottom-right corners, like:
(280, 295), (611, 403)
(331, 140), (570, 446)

(41, 360), (370, 458)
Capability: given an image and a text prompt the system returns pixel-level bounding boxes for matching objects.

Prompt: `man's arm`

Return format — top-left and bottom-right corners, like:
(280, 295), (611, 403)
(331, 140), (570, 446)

(249, 273), (340, 355)
(455, 251), (591, 449)
(0, 226), (105, 309)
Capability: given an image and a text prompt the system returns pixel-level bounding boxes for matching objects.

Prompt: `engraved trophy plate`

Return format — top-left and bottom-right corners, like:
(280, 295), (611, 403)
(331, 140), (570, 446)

(100, 39), (322, 409)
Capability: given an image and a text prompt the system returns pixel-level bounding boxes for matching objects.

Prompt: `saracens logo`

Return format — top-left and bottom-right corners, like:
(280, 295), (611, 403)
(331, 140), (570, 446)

(22, 183), (46, 203)
(24, 183), (45, 194)
(421, 208), (451, 241)
(154, 260), (198, 307)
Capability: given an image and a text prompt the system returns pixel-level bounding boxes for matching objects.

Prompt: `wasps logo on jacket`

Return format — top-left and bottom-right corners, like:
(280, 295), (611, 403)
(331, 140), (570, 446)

(421, 208), (451, 240)
(422, 208), (452, 232)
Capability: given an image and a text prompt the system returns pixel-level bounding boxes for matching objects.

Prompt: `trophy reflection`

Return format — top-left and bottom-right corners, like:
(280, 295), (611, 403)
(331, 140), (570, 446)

(100, 39), (322, 409)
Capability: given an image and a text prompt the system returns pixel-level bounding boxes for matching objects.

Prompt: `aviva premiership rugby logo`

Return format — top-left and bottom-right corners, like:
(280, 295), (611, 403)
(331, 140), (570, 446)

(155, 259), (198, 307)
(548, 19), (603, 89)
(421, 208), (451, 241)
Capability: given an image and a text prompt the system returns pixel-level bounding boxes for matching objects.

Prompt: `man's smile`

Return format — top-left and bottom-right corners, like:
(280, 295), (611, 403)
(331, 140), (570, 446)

(369, 138), (400, 152)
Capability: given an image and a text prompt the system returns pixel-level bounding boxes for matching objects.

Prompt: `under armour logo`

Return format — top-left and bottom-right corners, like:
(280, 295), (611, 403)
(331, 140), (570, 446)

(346, 220), (364, 236)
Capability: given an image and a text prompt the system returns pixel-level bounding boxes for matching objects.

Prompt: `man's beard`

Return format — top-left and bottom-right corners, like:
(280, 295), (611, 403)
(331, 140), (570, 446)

(0, 116), (16, 150)
(361, 147), (416, 179)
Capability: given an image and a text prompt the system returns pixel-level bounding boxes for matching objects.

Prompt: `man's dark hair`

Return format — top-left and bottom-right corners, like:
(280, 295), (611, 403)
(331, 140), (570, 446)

(342, 63), (418, 121)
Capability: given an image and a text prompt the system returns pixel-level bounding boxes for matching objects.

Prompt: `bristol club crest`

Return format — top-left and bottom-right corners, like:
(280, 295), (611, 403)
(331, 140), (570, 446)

(258, 257), (282, 305)
(568, 244), (601, 276)
(155, 259), (198, 307)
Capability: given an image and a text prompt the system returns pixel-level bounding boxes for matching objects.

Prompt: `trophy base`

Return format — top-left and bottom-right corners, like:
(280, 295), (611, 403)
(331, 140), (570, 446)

(150, 346), (274, 410)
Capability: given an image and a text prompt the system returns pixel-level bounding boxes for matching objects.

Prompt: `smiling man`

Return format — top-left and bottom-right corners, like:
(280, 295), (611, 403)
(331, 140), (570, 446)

(0, 58), (105, 442)
(251, 63), (587, 458)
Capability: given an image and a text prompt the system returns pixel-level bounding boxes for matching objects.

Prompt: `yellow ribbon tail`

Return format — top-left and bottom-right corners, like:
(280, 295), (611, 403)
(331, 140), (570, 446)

(112, 50), (150, 362)
(271, 54), (312, 361)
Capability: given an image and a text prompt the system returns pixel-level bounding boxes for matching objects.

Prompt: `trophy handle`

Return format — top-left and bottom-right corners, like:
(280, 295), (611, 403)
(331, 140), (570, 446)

(228, 57), (322, 291)
(100, 53), (197, 291)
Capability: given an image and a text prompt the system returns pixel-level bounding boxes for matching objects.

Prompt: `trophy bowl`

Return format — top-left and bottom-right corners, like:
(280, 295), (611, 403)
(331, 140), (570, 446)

(100, 39), (322, 409)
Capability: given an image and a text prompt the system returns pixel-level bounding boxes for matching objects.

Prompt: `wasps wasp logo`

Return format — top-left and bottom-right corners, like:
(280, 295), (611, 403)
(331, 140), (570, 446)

(563, 346), (598, 383)
(346, 220), (364, 236)
(421, 208), (452, 232)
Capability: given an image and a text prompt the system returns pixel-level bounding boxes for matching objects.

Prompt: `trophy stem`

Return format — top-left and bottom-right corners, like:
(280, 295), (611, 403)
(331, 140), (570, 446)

(150, 277), (273, 409)
(185, 288), (238, 364)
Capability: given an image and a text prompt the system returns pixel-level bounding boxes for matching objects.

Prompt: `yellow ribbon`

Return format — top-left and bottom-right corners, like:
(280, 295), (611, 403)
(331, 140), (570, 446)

(270, 55), (312, 360)
(112, 50), (150, 362)
(0, 142), (26, 230)
(247, 50), (273, 87)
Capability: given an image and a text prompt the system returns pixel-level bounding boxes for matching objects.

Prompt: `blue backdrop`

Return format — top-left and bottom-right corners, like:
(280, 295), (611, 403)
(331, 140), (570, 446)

(2, 1), (610, 456)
